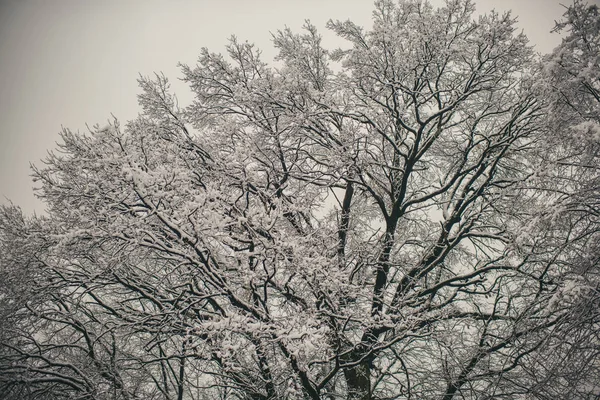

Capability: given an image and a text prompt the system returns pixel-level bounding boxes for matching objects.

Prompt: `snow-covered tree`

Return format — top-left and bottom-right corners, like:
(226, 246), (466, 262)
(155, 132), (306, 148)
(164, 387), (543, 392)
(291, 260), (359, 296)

(1, 1), (598, 399)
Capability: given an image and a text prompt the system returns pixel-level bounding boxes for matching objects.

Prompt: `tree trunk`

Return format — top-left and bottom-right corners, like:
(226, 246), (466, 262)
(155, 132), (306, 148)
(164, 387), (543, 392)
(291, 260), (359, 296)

(344, 360), (371, 400)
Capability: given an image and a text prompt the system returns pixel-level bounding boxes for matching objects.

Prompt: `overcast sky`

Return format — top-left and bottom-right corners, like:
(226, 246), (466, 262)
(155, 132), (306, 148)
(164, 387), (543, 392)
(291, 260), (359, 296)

(0, 0), (585, 214)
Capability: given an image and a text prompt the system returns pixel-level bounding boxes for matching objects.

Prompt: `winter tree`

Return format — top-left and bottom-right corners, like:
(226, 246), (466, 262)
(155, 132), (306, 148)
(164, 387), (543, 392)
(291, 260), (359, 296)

(1, 0), (598, 399)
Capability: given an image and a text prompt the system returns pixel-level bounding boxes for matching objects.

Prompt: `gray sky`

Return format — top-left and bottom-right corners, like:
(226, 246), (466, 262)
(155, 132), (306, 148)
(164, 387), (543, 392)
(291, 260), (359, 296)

(0, 0), (579, 214)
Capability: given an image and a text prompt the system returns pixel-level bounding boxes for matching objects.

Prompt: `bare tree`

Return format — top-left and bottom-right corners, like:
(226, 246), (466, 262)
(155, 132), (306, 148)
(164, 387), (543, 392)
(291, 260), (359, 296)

(1, 1), (598, 399)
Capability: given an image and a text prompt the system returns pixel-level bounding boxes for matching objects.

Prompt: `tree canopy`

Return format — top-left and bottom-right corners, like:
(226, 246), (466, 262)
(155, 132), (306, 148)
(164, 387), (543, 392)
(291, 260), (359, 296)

(1, 1), (598, 399)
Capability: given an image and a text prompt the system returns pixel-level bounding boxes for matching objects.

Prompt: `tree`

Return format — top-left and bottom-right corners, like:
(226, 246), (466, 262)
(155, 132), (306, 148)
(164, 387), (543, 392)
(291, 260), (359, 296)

(1, 1), (598, 399)
(518, 2), (600, 397)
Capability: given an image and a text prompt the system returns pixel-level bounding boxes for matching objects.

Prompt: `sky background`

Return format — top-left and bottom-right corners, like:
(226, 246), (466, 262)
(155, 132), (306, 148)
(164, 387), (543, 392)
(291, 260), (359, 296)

(0, 0), (590, 215)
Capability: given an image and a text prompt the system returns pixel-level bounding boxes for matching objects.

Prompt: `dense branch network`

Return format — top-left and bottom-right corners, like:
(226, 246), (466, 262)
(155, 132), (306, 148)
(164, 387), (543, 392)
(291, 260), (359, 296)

(1, 1), (598, 399)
